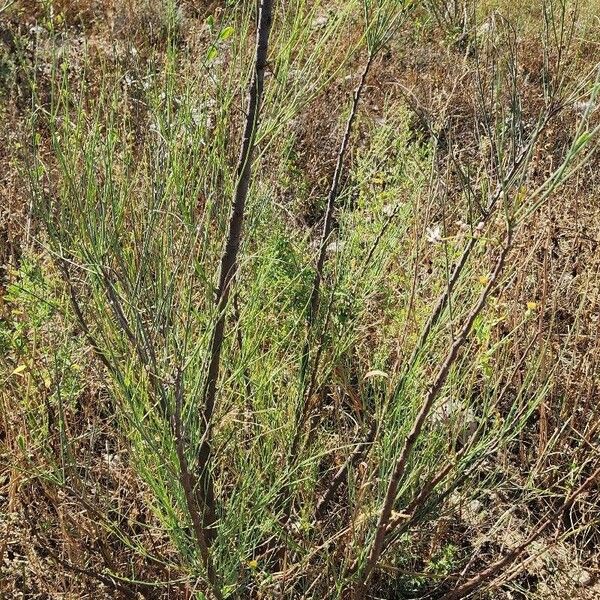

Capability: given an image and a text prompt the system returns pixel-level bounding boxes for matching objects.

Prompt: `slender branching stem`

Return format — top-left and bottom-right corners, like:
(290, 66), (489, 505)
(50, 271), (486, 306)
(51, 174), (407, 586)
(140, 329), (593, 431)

(173, 370), (223, 600)
(352, 228), (513, 598)
(198, 0), (274, 539)
(292, 51), (375, 460)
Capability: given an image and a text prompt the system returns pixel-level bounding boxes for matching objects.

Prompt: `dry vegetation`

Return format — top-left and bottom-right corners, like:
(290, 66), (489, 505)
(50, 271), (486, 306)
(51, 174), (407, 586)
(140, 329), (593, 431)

(1, 0), (600, 599)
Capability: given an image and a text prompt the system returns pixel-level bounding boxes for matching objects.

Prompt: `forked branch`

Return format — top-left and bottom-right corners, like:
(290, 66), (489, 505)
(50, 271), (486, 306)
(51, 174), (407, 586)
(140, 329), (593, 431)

(352, 227), (513, 598)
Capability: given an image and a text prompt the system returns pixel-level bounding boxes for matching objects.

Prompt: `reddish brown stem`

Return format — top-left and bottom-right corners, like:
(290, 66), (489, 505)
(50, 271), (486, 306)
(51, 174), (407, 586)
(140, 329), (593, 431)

(352, 230), (513, 599)
(292, 52), (374, 461)
(198, 0), (273, 541)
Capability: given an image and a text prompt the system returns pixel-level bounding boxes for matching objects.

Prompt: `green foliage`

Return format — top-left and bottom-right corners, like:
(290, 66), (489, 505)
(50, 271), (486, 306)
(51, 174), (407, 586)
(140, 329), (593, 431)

(2, 255), (85, 453)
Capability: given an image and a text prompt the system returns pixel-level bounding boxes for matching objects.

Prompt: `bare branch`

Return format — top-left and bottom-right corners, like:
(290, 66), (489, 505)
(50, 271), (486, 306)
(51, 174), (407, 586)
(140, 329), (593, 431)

(198, 0), (274, 539)
(352, 228), (513, 598)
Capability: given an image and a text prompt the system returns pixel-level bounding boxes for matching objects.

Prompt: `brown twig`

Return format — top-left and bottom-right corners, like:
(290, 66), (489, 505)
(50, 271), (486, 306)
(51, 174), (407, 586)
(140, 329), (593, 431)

(315, 419), (377, 520)
(198, 0), (274, 540)
(58, 258), (222, 596)
(232, 291), (256, 446)
(58, 258), (114, 375)
(292, 51), (375, 461)
(26, 504), (154, 600)
(440, 462), (600, 599)
(352, 227), (513, 599)
(306, 52), (375, 335)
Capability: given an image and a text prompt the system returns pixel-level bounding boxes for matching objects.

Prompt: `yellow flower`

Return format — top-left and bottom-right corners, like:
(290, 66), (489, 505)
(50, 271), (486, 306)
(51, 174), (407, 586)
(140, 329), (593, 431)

(516, 186), (528, 204)
(527, 301), (538, 311)
(247, 560), (258, 570)
(371, 172), (385, 185)
(478, 274), (490, 286)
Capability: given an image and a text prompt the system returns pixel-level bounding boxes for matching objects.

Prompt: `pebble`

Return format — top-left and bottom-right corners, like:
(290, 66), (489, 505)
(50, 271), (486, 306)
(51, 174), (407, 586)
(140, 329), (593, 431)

(576, 569), (594, 587)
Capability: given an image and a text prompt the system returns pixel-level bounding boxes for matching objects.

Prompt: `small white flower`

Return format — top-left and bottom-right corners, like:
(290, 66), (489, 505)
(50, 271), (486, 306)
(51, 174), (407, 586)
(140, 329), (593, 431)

(574, 100), (594, 116)
(478, 21), (492, 35)
(426, 224), (443, 244)
(383, 203), (397, 217)
(432, 398), (478, 440)
(326, 240), (345, 253)
(456, 219), (469, 232)
(191, 107), (203, 126)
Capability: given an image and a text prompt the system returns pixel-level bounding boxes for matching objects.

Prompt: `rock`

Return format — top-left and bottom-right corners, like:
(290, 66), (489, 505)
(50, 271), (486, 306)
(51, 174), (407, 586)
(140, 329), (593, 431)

(312, 15), (329, 29)
(576, 569), (594, 587)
